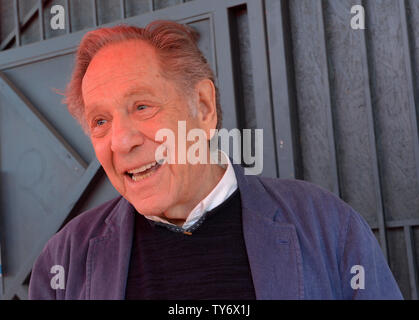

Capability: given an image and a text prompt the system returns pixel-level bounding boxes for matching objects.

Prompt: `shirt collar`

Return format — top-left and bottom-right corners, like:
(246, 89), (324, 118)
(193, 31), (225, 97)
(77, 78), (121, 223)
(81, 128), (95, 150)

(144, 150), (238, 229)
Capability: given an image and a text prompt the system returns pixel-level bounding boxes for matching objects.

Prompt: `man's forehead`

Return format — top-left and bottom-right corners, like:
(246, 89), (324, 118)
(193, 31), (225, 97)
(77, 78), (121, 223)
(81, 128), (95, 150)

(81, 40), (163, 96)
(82, 73), (155, 96)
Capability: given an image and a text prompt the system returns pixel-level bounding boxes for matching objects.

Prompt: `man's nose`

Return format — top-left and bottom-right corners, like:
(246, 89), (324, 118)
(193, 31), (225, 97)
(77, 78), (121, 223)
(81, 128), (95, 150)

(111, 115), (145, 153)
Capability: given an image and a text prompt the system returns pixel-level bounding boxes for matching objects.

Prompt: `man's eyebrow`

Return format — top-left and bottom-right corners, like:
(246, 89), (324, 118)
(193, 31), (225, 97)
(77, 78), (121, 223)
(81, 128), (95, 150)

(122, 85), (156, 98)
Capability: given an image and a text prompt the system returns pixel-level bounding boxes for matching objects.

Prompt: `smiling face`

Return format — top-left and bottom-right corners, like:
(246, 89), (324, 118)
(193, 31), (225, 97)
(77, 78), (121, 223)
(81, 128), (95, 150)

(82, 39), (223, 222)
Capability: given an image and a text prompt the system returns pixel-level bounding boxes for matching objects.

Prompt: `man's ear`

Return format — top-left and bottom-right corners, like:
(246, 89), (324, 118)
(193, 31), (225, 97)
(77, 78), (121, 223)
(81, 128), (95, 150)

(195, 79), (217, 139)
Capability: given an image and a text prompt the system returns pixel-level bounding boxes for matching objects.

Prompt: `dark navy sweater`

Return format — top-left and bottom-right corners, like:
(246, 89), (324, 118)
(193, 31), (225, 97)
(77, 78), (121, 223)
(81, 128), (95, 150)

(125, 189), (256, 300)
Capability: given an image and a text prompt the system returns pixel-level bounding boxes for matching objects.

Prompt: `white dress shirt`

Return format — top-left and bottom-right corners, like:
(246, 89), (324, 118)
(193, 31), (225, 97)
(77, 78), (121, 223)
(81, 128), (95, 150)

(144, 150), (238, 230)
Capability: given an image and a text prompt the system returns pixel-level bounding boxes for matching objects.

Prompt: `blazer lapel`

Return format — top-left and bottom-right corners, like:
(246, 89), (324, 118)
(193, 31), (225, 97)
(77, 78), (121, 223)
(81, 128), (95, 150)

(86, 198), (135, 299)
(233, 164), (304, 299)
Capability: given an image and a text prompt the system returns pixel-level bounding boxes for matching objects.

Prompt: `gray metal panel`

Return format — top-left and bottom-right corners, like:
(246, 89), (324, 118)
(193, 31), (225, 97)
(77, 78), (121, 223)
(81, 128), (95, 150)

(365, 0), (419, 222)
(387, 228), (410, 299)
(120, 0), (126, 19)
(38, 0), (45, 40)
(406, 0), (419, 110)
(42, 0), (67, 40)
(265, 0), (301, 180)
(288, 0), (340, 193)
(357, 0), (389, 260)
(91, 0), (98, 27)
(64, 0), (71, 33)
(2, 54), (95, 164)
(323, 0), (389, 260)
(228, 5), (258, 163)
(317, 0), (340, 196)
(0, 72), (98, 300)
(96, 0), (122, 25)
(246, 0), (277, 178)
(13, 0), (21, 46)
(154, 0), (182, 11)
(399, 0), (419, 208)
(0, 0), (418, 299)
(0, 0), (15, 42)
(124, 0), (151, 17)
(404, 226), (418, 300)
(18, 0), (38, 20)
(0, 72), (86, 170)
(414, 227), (419, 298)
(69, 0), (94, 32)
(185, 16), (216, 76)
(213, 5), (239, 131)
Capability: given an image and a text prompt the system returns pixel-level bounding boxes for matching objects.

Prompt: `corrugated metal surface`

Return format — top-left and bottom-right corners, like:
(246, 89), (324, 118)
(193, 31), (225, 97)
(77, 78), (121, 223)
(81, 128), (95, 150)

(0, 0), (417, 299)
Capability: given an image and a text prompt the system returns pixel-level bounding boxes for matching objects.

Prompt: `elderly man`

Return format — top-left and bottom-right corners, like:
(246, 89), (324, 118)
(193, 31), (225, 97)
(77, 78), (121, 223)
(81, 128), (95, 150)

(29, 21), (402, 300)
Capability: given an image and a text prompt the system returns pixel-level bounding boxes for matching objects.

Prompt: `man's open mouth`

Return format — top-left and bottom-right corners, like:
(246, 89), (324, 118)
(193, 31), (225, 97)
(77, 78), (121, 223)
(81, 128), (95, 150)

(125, 159), (164, 181)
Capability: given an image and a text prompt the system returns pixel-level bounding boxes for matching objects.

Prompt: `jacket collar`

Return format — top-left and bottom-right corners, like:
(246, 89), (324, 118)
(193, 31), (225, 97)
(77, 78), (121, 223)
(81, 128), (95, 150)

(86, 163), (304, 299)
(232, 163), (304, 299)
(86, 198), (135, 299)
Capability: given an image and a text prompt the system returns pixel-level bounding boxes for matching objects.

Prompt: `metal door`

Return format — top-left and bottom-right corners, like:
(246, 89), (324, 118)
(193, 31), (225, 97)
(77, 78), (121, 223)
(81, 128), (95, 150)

(0, 0), (418, 299)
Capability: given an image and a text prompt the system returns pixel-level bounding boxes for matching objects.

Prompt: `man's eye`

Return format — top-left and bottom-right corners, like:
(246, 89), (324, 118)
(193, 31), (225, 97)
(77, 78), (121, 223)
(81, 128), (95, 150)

(134, 104), (159, 120)
(96, 119), (107, 126)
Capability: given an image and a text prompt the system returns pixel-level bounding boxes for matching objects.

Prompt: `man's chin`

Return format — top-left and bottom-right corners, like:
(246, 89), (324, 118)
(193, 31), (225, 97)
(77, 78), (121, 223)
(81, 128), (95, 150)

(129, 199), (169, 216)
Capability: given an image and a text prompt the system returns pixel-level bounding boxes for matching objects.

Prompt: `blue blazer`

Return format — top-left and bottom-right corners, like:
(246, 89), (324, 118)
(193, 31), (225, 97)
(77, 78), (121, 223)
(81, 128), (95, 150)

(29, 164), (403, 299)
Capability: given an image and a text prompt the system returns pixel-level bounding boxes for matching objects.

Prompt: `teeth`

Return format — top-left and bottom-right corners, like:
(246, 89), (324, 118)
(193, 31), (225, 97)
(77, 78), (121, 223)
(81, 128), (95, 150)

(128, 161), (157, 174)
(126, 159), (165, 181)
(131, 171), (154, 181)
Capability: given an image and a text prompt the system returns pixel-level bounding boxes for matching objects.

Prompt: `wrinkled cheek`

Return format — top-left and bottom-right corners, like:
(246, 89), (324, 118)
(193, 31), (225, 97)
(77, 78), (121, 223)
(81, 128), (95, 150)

(167, 164), (183, 196)
(92, 140), (124, 193)
(93, 148), (110, 174)
(92, 138), (107, 161)
(102, 161), (124, 195)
